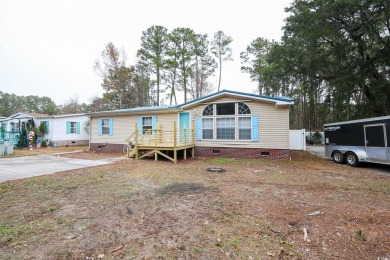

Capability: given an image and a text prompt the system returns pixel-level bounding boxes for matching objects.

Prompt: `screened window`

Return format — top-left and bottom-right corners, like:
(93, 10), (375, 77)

(202, 104), (213, 116)
(216, 118), (235, 140)
(216, 103), (235, 115)
(202, 118), (213, 139)
(101, 119), (110, 135)
(238, 117), (251, 140)
(142, 117), (153, 134)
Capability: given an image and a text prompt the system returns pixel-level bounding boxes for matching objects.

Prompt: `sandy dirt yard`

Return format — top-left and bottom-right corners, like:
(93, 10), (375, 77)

(0, 151), (389, 259)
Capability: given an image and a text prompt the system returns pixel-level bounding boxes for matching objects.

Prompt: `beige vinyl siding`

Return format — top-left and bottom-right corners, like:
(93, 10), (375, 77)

(90, 96), (290, 149)
(91, 113), (178, 144)
(91, 115), (135, 144)
(186, 98), (290, 149)
(143, 113), (178, 144)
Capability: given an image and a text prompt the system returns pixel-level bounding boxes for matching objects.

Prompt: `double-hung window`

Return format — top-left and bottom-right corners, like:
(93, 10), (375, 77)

(70, 122), (77, 134)
(142, 117), (153, 134)
(98, 118), (113, 136)
(202, 118), (213, 139)
(67, 121), (81, 134)
(101, 119), (110, 135)
(238, 117), (251, 140)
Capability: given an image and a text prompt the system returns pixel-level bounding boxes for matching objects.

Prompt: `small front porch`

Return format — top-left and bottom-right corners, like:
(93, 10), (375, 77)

(125, 121), (195, 163)
(0, 131), (21, 145)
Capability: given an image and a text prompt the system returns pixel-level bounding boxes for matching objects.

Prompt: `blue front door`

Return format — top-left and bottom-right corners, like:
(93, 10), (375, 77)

(179, 112), (190, 142)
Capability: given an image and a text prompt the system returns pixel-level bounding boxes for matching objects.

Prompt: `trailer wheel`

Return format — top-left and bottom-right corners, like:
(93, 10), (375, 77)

(346, 152), (359, 167)
(332, 151), (345, 164)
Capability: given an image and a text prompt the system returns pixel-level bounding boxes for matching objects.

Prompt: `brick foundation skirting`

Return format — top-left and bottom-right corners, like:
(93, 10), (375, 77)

(90, 143), (289, 159)
(195, 146), (290, 160)
(90, 143), (124, 153)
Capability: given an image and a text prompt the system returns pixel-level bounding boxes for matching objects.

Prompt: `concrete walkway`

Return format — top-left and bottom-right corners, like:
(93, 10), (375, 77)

(0, 154), (124, 182)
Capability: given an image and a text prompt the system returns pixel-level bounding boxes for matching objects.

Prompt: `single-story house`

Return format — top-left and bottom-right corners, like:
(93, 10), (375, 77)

(87, 90), (294, 161)
(0, 112), (89, 146)
(35, 113), (90, 146)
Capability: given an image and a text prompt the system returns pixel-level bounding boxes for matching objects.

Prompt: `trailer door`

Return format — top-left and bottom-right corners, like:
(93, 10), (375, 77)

(364, 124), (388, 162)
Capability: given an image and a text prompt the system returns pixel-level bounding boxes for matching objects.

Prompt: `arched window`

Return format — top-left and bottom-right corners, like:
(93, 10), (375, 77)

(238, 102), (251, 114)
(202, 104), (213, 116)
(199, 102), (256, 141)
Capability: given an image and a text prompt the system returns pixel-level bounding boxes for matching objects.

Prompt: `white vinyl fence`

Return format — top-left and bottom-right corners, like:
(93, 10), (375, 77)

(289, 129), (306, 151)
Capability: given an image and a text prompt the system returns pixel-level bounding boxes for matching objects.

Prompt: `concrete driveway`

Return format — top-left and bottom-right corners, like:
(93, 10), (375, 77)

(0, 154), (124, 182)
(306, 145), (326, 159)
(306, 145), (390, 175)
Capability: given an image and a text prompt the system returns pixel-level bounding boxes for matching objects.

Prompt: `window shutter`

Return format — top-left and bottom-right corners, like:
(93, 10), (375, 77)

(137, 116), (142, 135)
(196, 118), (202, 141)
(45, 121), (49, 134)
(109, 117), (113, 136)
(76, 122), (80, 134)
(152, 116), (157, 136)
(251, 116), (259, 141)
(66, 121), (70, 134)
(98, 119), (102, 136)
(152, 116), (157, 129)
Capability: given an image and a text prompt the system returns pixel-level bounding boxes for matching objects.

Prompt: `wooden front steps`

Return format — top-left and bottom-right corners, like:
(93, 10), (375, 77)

(125, 121), (194, 163)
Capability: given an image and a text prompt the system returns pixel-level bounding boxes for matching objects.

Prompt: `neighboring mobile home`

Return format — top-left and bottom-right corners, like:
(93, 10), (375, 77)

(35, 113), (90, 146)
(0, 112), (48, 145)
(0, 112), (89, 146)
(88, 90), (294, 161)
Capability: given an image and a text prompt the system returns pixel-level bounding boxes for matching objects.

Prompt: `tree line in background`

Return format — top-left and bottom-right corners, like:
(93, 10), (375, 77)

(241, 0), (389, 131)
(0, 91), (58, 117)
(2, 0), (388, 133)
(0, 91), (95, 117)
(94, 27), (233, 109)
(1, 27), (234, 117)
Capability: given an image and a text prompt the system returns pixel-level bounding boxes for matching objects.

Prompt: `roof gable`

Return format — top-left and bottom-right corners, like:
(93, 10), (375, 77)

(8, 113), (35, 119)
(179, 89), (294, 108)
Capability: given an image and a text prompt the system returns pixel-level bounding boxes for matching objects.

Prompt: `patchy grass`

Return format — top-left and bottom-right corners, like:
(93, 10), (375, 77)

(355, 229), (367, 242)
(0, 146), (88, 158)
(0, 151), (389, 259)
(208, 157), (237, 164)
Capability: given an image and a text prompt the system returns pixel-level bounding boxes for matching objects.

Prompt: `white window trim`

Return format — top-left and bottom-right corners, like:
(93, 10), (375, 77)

(201, 102), (253, 141)
(202, 117), (214, 140)
(142, 116), (153, 134)
(101, 118), (110, 135)
(70, 122), (77, 134)
(238, 116), (252, 140)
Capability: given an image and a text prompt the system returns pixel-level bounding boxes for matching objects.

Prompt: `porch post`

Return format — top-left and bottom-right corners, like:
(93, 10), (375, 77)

(135, 122), (139, 160)
(173, 121), (177, 163)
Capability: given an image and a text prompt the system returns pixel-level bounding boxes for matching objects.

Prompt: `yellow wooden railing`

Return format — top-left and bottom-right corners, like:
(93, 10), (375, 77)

(124, 121), (195, 162)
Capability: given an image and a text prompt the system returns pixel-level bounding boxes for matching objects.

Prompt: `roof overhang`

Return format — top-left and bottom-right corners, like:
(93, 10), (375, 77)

(87, 107), (182, 117)
(85, 90), (294, 117)
(5, 113), (34, 120)
(180, 90), (294, 109)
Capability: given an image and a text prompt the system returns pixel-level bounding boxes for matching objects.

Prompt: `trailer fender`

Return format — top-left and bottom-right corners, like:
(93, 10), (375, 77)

(353, 150), (367, 162)
(328, 147), (367, 162)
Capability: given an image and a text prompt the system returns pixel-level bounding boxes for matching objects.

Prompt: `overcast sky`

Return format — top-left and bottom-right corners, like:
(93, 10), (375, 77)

(0, 0), (292, 105)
